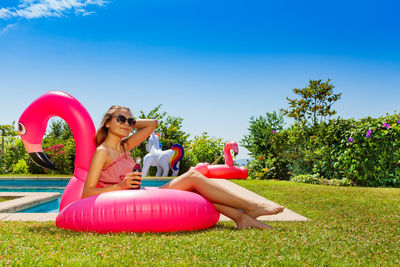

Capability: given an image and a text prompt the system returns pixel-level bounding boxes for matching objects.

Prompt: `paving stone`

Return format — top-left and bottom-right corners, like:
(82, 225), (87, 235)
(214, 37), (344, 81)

(36, 213), (58, 222)
(0, 213), (12, 220)
(4, 213), (44, 221)
(211, 179), (309, 222)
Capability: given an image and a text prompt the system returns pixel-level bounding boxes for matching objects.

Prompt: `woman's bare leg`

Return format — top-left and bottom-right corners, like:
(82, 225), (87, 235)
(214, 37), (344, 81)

(161, 170), (284, 218)
(213, 203), (274, 230)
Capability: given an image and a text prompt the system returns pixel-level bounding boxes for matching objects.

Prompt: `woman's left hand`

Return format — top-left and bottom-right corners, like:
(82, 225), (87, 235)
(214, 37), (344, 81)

(123, 172), (142, 189)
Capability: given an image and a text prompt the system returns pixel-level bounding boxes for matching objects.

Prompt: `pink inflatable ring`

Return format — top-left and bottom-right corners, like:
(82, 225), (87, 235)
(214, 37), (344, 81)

(18, 91), (219, 233)
(57, 188), (219, 233)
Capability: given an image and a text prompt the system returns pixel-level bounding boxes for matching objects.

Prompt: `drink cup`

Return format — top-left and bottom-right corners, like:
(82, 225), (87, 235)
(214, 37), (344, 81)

(130, 172), (142, 189)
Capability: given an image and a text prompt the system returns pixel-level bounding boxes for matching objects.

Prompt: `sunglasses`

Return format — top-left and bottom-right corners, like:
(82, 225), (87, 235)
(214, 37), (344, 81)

(114, 114), (136, 127)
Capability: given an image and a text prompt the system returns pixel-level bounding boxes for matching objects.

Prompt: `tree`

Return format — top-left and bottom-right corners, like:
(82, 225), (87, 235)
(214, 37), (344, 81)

(39, 118), (75, 175)
(46, 118), (73, 140)
(241, 111), (289, 180)
(241, 111), (285, 158)
(188, 132), (226, 164)
(132, 104), (190, 160)
(0, 123), (18, 156)
(282, 79), (342, 127)
(131, 104), (192, 175)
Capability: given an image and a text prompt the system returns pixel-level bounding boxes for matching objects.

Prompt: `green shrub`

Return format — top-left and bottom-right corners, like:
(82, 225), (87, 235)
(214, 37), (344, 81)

(290, 174), (321, 184)
(248, 157), (268, 180)
(322, 178), (354, 186)
(188, 133), (225, 164)
(312, 115), (400, 187)
(244, 112), (400, 187)
(1, 138), (28, 174)
(42, 144), (74, 175)
(33, 137), (76, 175)
(179, 149), (198, 174)
(290, 174), (354, 186)
(12, 159), (29, 174)
(244, 114), (291, 180)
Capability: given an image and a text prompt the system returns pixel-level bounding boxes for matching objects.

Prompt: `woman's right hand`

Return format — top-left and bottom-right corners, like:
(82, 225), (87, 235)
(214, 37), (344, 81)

(120, 172), (142, 189)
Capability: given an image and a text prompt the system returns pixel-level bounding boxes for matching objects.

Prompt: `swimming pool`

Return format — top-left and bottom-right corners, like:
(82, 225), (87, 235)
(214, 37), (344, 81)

(0, 179), (68, 193)
(0, 179), (171, 213)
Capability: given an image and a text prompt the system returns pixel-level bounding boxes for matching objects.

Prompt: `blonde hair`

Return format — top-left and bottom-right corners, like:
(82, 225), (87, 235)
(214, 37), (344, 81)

(95, 105), (132, 148)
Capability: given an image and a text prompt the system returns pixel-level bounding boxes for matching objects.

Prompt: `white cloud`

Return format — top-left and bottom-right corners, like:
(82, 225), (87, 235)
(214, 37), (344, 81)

(0, 23), (17, 35)
(0, 8), (13, 19)
(82, 11), (95, 16)
(0, 0), (107, 20)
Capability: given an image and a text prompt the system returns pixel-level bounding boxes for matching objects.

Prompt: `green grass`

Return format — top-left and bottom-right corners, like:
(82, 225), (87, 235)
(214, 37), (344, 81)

(0, 196), (18, 202)
(0, 180), (399, 266)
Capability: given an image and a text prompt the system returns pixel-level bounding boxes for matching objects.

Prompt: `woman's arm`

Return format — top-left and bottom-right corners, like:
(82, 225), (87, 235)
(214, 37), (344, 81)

(125, 119), (157, 150)
(81, 148), (141, 199)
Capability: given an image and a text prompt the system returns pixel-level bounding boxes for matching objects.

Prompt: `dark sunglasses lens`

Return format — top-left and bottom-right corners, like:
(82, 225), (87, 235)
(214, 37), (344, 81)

(128, 118), (136, 127)
(116, 115), (135, 127)
(116, 115), (127, 124)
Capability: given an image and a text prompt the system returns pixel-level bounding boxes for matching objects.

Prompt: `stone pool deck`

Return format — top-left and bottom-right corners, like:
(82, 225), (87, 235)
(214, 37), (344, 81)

(0, 192), (61, 213)
(0, 179), (309, 222)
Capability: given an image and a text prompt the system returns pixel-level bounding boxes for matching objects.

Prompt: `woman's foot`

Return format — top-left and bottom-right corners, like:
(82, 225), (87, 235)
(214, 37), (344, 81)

(245, 203), (285, 218)
(236, 212), (274, 230)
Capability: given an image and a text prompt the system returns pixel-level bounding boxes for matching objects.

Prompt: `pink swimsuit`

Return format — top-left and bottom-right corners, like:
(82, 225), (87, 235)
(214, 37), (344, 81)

(98, 152), (135, 187)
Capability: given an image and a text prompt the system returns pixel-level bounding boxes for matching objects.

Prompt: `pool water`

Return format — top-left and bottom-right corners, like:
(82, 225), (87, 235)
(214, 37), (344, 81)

(0, 179), (170, 213)
(0, 179), (68, 193)
(22, 198), (61, 213)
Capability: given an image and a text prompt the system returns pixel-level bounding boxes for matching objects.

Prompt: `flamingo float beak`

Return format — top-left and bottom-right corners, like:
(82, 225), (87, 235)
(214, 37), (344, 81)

(29, 152), (57, 170)
(232, 142), (239, 157)
(226, 141), (240, 158)
(18, 121), (57, 170)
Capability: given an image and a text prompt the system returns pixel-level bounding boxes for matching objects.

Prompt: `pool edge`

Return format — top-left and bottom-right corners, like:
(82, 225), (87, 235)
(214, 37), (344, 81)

(0, 192), (61, 213)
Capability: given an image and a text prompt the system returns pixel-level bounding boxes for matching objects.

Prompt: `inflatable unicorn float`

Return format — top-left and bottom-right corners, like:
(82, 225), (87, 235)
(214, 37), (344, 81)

(18, 91), (219, 233)
(142, 132), (184, 177)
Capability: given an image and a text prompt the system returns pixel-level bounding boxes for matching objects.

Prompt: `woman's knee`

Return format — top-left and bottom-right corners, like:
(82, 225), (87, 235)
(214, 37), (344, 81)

(186, 170), (206, 181)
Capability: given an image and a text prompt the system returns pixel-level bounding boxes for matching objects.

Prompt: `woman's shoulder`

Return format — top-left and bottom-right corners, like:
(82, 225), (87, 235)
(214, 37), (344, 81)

(94, 145), (112, 160)
(96, 144), (109, 154)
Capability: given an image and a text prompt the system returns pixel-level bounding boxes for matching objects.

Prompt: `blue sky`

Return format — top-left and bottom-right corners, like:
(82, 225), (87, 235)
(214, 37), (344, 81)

(1, 0), (400, 158)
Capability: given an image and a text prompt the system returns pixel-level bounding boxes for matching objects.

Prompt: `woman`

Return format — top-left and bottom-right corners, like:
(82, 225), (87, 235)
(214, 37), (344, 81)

(82, 106), (284, 230)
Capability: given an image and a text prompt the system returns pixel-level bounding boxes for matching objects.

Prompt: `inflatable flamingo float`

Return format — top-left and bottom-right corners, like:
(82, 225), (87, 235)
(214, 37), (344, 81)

(18, 91), (219, 233)
(190, 141), (248, 179)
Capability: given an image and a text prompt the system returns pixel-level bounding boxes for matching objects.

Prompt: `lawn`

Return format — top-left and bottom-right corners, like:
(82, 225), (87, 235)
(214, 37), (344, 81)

(0, 180), (399, 266)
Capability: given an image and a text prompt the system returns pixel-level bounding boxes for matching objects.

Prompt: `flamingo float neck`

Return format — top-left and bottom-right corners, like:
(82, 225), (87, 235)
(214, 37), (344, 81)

(19, 91), (97, 210)
(18, 91), (96, 180)
(224, 142), (237, 167)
